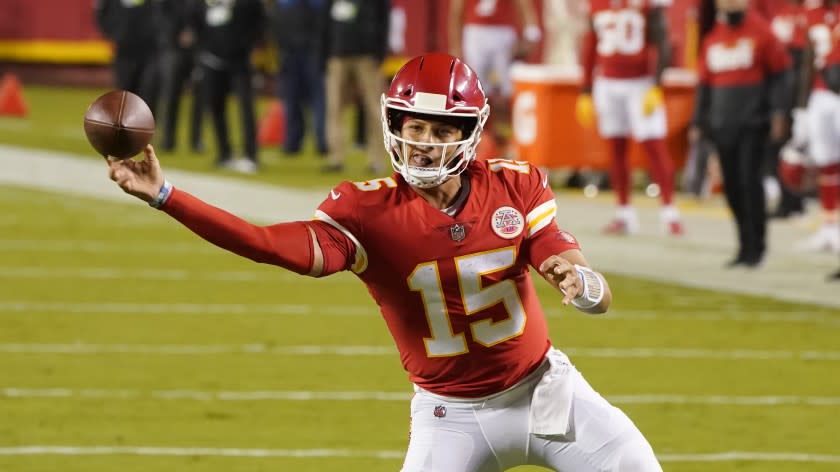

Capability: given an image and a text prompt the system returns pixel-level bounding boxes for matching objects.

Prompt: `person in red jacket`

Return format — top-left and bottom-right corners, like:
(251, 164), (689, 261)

(691, 0), (793, 267)
(577, 0), (683, 236)
(103, 53), (663, 472)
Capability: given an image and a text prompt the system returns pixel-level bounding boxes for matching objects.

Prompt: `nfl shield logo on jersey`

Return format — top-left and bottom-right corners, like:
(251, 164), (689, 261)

(433, 405), (447, 418)
(450, 224), (466, 242)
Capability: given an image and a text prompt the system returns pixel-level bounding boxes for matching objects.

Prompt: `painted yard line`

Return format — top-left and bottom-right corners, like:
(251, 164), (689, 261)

(609, 311), (840, 324)
(2, 343), (839, 361)
(0, 267), (303, 283)
(0, 239), (216, 254)
(2, 388), (839, 406)
(1, 301), (836, 325)
(0, 446), (837, 463)
(0, 302), (373, 316)
(656, 452), (840, 463)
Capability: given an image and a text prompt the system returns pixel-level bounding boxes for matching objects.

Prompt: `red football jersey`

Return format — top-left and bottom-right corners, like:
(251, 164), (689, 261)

(699, 11), (791, 87)
(462, 0), (518, 26)
(806, 2), (840, 89)
(770, 1), (809, 48)
(315, 160), (580, 398)
(587, 0), (671, 79)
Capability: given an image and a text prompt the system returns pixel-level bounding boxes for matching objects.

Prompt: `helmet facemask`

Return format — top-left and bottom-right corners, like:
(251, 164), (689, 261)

(382, 98), (489, 188)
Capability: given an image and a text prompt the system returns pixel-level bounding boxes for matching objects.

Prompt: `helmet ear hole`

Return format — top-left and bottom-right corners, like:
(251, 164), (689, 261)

(401, 86), (413, 97)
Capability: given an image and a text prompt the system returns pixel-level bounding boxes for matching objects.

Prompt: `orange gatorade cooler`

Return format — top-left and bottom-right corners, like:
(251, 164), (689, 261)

(511, 64), (697, 172)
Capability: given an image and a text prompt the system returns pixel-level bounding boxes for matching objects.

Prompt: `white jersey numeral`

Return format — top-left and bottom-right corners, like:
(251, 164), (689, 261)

(475, 0), (498, 17)
(593, 9), (646, 56)
(487, 158), (531, 174)
(409, 247), (526, 357)
(352, 177), (397, 192)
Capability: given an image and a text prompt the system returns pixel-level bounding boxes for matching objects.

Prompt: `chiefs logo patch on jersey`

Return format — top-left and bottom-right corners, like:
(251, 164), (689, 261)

(491, 206), (525, 239)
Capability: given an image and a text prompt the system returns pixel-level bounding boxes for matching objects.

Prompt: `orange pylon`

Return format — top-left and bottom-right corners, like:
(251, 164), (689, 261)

(0, 74), (28, 117)
(258, 99), (285, 146)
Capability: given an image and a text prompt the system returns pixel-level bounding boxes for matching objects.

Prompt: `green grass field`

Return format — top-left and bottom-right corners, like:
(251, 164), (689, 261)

(1, 86), (839, 471)
(1, 184), (839, 472)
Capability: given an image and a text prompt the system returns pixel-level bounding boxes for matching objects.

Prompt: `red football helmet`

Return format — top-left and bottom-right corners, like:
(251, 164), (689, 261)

(381, 53), (490, 188)
(779, 143), (817, 194)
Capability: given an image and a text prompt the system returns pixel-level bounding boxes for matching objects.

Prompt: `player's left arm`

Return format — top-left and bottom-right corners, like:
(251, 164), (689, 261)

(516, 164), (611, 314)
(538, 249), (612, 315)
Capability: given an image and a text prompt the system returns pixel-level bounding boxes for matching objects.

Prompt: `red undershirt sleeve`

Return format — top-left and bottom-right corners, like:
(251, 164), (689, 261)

(159, 188), (316, 275)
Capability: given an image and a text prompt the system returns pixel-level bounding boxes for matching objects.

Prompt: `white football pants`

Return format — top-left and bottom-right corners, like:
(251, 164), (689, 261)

(401, 349), (662, 472)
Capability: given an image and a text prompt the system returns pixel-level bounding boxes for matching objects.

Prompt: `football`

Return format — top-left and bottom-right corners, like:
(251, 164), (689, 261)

(83, 90), (155, 159)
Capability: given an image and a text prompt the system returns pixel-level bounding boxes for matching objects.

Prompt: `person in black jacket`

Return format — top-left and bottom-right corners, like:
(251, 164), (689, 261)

(94, 0), (164, 117)
(191, 0), (266, 173)
(271, 0), (328, 157)
(321, 0), (390, 173)
(160, 0), (204, 153)
(690, 0), (793, 268)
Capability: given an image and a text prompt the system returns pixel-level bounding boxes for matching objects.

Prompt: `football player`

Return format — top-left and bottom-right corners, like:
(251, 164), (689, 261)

(105, 53), (662, 472)
(793, 0), (840, 253)
(764, 0), (808, 218)
(577, 0), (683, 235)
(819, 31), (840, 278)
(448, 0), (542, 152)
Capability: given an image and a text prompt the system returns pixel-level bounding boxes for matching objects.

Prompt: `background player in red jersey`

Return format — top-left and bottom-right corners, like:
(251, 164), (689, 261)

(577, 0), (683, 236)
(815, 30), (840, 279)
(104, 53), (662, 471)
(764, 0), (808, 218)
(792, 0), (840, 253)
(449, 0), (542, 152)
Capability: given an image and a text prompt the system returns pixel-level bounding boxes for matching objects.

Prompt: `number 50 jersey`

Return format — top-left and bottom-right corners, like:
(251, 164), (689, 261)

(314, 160), (580, 398)
(588, 0), (671, 79)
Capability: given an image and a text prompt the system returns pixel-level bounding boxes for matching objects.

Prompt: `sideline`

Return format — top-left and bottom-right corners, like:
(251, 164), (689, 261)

(2, 145), (838, 308)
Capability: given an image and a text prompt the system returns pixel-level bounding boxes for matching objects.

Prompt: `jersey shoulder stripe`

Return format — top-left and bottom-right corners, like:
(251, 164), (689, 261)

(313, 210), (368, 273)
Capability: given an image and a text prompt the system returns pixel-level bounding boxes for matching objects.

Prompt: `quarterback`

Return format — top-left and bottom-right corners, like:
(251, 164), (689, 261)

(105, 53), (662, 471)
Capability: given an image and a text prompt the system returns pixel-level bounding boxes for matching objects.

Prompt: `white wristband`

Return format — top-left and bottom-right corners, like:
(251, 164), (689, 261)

(571, 264), (604, 309)
(523, 25), (542, 42)
(149, 180), (173, 208)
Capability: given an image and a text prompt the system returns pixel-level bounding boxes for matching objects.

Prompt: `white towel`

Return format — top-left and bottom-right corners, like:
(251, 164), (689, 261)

(529, 349), (576, 440)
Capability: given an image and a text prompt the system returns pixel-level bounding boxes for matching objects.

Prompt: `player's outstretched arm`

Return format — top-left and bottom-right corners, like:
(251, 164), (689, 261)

(539, 249), (612, 314)
(104, 145), (336, 277)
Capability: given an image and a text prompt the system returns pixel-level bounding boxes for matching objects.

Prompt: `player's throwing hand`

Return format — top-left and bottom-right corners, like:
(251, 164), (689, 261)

(106, 144), (165, 204)
(539, 255), (583, 305)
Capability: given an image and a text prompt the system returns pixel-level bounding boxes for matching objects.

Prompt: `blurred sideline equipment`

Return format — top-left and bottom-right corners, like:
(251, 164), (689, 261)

(257, 99), (286, 147)
(84, 90), (155, 159)
(0, 74), (28, 117)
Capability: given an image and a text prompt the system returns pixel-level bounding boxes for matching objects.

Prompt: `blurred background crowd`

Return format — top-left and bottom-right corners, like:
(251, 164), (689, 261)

(0, 0), (838, 277)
